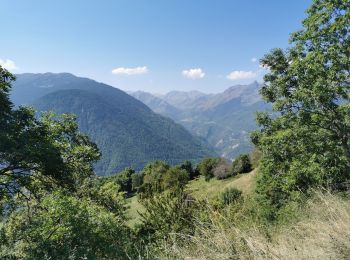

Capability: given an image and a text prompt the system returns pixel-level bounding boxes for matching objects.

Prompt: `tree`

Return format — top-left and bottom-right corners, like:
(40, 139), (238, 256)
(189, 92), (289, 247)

(0, 191), (130, 259)
(0, 67), (100, 213)
(162, 167), (189, 191)
(231, 154), (252, 175)
(252, 0), (350, 212)
(197, 157), (221, 181)
(213, 158), (232, 179)
(110, 167), (135, 194)
(0, 67), (134, 258)
(131, 172), (144, 192)
(178, 160), (199, 179)
(138, 160), (170, 198)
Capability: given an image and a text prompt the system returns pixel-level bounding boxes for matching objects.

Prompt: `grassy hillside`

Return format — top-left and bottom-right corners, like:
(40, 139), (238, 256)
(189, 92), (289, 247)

(125, 169), (257, 226)
(126, 169), (350, 259)
(186, 169), (257, 199)
(159, 191), (350, 259)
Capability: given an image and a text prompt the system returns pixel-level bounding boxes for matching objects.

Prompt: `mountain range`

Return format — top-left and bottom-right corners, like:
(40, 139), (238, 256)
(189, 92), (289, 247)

(131, 82), (269, 160)
(10, 73), (215, 176)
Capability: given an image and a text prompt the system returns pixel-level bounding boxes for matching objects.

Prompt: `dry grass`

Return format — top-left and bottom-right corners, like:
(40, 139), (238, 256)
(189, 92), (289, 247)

(158, 191), (350, 259)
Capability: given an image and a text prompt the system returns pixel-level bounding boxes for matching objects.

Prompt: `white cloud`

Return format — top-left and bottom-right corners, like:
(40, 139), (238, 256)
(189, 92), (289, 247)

(182, 68), (205, 79)
(251, 57), (257, 63)
(112, 66), (148, 75)
(0, 59), (18, 71)
(226, 70), (256, 81)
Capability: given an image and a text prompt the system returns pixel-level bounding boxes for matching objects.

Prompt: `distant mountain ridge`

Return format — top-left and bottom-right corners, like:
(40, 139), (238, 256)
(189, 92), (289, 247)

(131, 81), (270, 160)
(11, 73), (215, 175)
(131, 91), (182, 120)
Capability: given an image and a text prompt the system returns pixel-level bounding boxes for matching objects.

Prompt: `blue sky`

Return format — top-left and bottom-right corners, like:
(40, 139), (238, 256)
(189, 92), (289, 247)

(1, 0), (311, 93)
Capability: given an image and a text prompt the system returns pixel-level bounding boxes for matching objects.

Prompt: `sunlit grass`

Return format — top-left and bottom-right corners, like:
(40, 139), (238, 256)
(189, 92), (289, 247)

(125, 169), (257, 227)
(186, 169), (257, 200)
(125, 195), (145, 227)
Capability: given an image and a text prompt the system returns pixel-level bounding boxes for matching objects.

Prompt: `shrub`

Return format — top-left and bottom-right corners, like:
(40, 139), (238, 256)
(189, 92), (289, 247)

(139, 160), (170, 198)
(162, 167), (189, 191)
(111, 167), (135, 194)
(213, 158), (232, 179)
(178, 160), (199, 179)
(249, 148), (262, 169)
(232, 154), (252, 175)
(197, 157), (221, 181)
(131, 172), (144, 192)
(0, 191), (131, 259)
(219, 187), (242, 206)
(138, 190), (198, 241)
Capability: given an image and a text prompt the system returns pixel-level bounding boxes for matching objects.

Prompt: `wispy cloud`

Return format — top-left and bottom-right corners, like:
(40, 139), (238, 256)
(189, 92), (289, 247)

(251, 57), (257, 63)
(182, 68), (205, 79)
(112, 66), (148, 75)
(0, 59), (18, 71)
(226, 70), (256, 81)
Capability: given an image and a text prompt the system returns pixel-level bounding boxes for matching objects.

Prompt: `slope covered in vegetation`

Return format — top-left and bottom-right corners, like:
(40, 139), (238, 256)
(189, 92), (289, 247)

(125, 168), (257, 227)
(11, 73), (215, 175)
(132, 82), (270, 159)
(1, 0), (350, 259)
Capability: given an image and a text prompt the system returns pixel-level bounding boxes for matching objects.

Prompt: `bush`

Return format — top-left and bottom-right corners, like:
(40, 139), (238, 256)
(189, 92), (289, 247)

(138, 190), (198, 241)
(111, 167), (135, 194)
(178, 160), (199, 179)
(131, 172), (144, 192)
(139, 161), (170, 198)
(197, 157), (221, 181)
(232, 154), (252, 175)
(249, 148), (262, 169)
(162, 167), (189, 191)
(0, 191), (131, 259)
(219, 187), (242, 206)
(213, 159), (232, 179)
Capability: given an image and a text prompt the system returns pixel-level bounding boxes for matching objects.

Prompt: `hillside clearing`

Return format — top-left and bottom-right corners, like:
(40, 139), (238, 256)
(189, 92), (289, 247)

(125, 169), (257, 226)
(186, 169), (257, 200)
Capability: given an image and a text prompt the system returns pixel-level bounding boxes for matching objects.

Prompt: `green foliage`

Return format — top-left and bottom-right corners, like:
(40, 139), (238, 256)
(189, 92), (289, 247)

(0, 67), (135, 258)
(252, 0), (350, 216)
(249, 148), (262, 169)
(232, 154), (252, 175)
(0, 191), (130, 259)
(12, 73), (215, 175)
(0, 66), (14, 116)
(138, 161), (190, 198)
(0, 69), (100, 213)
(138, 190), (198, 242)
(219, 187), (242, 206)
(131, 172), (144, 192)
(78, 178), (127, 216)
(178, 160), (199, 179)
(110, 167), (135, 194)
(162, 167), (189, 191)
(139, 160), (170, 198)
(197, 157), (221, 181)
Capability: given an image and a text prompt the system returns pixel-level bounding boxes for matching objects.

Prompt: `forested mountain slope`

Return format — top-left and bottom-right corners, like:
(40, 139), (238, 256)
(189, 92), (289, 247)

(11, 73), (215, 175)
(132, 82), (270, 159)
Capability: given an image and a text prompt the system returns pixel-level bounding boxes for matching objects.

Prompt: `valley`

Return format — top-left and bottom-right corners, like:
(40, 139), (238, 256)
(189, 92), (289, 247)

(131, 81), (270, 160)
